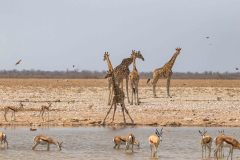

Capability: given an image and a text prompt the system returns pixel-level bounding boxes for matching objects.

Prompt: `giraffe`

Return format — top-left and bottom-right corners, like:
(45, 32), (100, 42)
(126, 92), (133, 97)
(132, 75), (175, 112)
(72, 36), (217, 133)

(129, 50), (144, 105)
(147, 48), (181, 98)
(105, 50), (144, 105)
(103, 52), (134, 125)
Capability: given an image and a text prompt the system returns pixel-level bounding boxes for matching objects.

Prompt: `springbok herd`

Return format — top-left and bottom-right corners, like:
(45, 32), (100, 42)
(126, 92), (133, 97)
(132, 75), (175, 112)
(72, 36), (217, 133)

(1, 128), (240, 159)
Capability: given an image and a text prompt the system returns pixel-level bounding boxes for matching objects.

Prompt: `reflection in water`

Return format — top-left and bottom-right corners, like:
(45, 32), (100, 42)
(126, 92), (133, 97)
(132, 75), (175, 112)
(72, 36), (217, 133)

(0, 127), (240, 159)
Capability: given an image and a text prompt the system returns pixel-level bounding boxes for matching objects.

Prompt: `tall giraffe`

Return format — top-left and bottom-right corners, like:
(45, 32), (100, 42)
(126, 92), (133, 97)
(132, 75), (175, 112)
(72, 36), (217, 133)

(103, 52), (134, 125)
(129, 50), (144, 105)
(105, 50), (144, 105)
(147, 48), (181, 97)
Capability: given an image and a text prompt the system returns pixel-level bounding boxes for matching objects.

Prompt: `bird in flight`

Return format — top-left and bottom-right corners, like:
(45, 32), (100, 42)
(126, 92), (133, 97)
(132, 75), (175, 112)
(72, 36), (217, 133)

(205, 36), (210, 39)
(15, 59), (22, 65)
(236, 67), (239, 71)
(73, 65), (75, 68)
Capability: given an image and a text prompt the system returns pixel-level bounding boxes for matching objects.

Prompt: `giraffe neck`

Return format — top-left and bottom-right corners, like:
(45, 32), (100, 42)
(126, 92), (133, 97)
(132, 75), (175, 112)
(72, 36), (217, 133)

(106, 57), (113, 71)
(111, 71), (120, 95)
(166, 51), (179, 69)
(120, 57), (133, 67)
(132, 57), (137, 71)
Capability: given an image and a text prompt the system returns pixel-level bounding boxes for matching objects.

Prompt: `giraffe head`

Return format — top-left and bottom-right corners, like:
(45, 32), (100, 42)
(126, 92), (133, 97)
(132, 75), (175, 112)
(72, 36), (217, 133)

(175, 48), (181, 54)
(103, 52), (109, 61)
(131, 50), (144, 61)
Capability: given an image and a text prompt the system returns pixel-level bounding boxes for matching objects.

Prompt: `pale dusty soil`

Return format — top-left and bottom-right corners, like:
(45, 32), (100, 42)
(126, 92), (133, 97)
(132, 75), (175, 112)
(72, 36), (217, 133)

(0, 79), (239, 127)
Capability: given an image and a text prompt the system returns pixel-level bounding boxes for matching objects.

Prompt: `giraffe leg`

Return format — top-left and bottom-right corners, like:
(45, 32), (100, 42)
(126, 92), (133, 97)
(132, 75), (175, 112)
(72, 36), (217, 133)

(152, 73), (159, 98)
(107, 79), (112, 105)
(133, 84), (137, 105)
(167, 75), (172, 97)
(111, 103), (117, 123)
(102, 102), (114, 124)
(110, 88), (113, 106)
(130, 83), (133, 105)
(126, 77), (130, 104)
(136, 84), (139, 105)
(121, 104), (126, 124)
(122, 104), (134, 124)
(153, 84), (157, 98)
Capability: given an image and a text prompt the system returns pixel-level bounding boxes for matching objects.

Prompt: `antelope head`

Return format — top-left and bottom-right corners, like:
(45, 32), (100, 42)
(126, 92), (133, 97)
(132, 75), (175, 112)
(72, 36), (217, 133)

(218, 129), (225, 135)
(155, 128), (163, 141)
(199, 129), (208, 138)
(57, 141), (63, 151)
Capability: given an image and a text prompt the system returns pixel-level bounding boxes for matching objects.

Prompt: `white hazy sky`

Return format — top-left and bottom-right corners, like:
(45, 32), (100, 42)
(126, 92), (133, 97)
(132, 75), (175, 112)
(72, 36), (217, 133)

(0, 0), (239, 72)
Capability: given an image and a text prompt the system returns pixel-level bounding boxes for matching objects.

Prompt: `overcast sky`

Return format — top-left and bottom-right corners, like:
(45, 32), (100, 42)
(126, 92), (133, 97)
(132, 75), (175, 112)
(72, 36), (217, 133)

(0, 0), (239, 72)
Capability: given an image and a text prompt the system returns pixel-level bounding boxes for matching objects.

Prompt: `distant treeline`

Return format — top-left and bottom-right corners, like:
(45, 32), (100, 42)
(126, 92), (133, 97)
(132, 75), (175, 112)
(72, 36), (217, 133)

(0, 70), (239, 79)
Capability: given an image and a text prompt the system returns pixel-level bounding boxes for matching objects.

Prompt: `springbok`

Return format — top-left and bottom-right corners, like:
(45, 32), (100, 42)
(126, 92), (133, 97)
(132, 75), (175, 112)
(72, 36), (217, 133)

(214, 130), (231, 158)
(4, 102), (24, 121)
(39, 102), (52, 121)
(199, 129), (212, 158)
(113, 133), (138, 152)
(0, 131), (8, 149)
(32, 134), (63, 151)
(149, 128), (163, 158)
(214, 134), (240, 160)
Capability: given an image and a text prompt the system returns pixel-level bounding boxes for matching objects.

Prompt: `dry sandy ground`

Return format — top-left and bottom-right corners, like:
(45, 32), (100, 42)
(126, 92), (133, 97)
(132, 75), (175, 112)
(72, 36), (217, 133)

(0, 79), (239, 127)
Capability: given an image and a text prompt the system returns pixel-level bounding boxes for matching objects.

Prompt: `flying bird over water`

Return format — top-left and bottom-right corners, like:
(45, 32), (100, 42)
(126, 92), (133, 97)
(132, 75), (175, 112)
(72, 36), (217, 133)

(205, 36), (210, 39)
(236, 68), (239, 71)
(15, 59), (22, 65)
(73, 65), (75, 68)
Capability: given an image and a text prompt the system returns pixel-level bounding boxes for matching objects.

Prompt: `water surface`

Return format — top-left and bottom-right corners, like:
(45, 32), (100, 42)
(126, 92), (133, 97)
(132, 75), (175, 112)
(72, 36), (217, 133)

(1, 127), (240, 160)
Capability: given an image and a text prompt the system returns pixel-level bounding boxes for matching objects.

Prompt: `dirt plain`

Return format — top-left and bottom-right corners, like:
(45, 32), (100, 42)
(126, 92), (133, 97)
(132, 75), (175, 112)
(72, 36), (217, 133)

(0, 79), (239, 127)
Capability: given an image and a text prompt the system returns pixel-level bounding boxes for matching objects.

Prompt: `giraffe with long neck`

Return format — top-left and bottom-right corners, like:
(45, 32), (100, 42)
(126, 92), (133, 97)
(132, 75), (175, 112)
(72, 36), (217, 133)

(103, 52), (114, 105)
(129, 50), (144, 105)
(105, 51), (144, 105)
(147, 48), (181, 97)
(103, 52), (134, 125)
